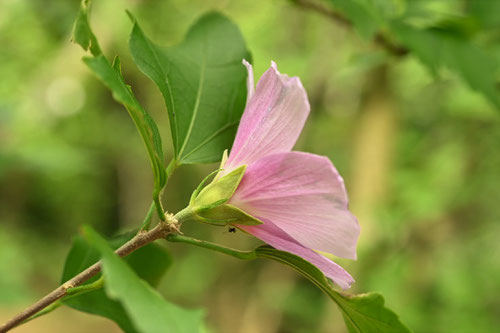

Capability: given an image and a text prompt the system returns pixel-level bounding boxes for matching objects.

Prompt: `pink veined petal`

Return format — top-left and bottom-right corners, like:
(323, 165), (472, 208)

(242, 59), (254, 104)
(230, 151), (360, 260)
(224, 61), (310, 173)
(239, 220), (355, 290)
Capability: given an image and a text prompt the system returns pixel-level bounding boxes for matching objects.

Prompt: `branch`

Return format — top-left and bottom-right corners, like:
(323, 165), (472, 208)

(293, 0), (409, 57)
(0, 220), (179, 333)
(374, 33), (409, 57)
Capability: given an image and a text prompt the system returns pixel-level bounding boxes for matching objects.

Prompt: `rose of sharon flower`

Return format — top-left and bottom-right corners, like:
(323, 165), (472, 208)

(217, 60), (360, 290)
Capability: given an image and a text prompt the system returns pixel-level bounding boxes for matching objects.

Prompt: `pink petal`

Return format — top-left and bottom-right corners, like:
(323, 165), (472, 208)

(225, 62), (310, 173)
(242, 59), (254, 104)
(240, 220), (355, 289)
(230, 152), (360, 260)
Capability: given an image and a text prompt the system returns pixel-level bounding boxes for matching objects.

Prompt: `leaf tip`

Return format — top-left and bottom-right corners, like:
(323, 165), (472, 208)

(125, 9), (136, 23)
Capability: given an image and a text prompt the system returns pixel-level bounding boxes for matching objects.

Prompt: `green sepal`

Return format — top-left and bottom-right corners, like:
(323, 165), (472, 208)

(192, 165), (246, 209)
(197, 204), (263, 226)
(189, 168), (223, 205)
(182, 165), (262, 226)
(213, 149), (229, 182)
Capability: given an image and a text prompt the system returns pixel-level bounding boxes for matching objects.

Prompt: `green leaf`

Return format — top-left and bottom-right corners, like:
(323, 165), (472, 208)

(71, 0), (101, 56)
(429, 17), (479, 39)
(61, 232), (172, 333)
(82, 226), (205, 333)
(192, 165), (246, 208)
(129, 12), (250, 164)
(197, 203), (263, 226)
(332, 292), (411, 333)
(467, 0), (500, 29)
(255, 246), (411, 333)
(71, 0), (167, 197)
(322, 0), (500, 110)
(391, 21), (500, 109)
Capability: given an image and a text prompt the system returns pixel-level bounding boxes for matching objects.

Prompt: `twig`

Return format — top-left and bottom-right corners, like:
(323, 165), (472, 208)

(20, 277), (104, 326)
(0, 220), (178, 333)
(293, 0), (352, 27)
(374, 33), (409, 57)
(293, 0), (409, 57)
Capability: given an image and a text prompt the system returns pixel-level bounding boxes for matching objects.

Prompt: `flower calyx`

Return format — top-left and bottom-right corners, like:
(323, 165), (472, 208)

(180, 165), (263, 226)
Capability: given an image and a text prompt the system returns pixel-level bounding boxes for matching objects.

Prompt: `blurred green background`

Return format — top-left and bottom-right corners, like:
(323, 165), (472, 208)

(1, 0), (499, 332)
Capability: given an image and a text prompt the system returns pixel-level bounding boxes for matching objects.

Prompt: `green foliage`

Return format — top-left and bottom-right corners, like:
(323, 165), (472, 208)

(71, 0), (101, 56)
(5, 0), (500, 332)
(71, 0), (167, 200)
(82, 226), (205, 333)
(61, 232), (172, 333)
(333, 293), (411, 333)
(255, 246), (411, 333)
(467, 0), (500, 28)
(326, 0), (500, 109)
(390, 22), (500, 109)
(166, 235), (411, 332)
(129, 12), (251, 164)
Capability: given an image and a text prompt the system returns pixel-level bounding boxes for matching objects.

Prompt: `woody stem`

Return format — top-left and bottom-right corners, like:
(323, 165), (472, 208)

(0, 220), (178, 333)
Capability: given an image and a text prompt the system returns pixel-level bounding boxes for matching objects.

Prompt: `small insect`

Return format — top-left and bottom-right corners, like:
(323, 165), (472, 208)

(228, 227), (236, 233)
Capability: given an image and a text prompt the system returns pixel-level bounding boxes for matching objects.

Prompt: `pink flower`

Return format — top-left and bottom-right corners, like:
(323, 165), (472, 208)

(221, 60), (360, 289)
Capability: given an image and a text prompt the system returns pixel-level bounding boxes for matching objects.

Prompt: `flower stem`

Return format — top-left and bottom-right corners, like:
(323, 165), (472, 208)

(166, 234), (257, 260)
(65, 276), (104, 295)
(153, 196), (167, 221)
(139, 202), (156, 231)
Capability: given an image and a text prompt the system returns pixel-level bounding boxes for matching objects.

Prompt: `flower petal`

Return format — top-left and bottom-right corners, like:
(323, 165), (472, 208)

(239, 220), (355, 289)
(230, 151), (360, 260)
(225, 62), (310, 172)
